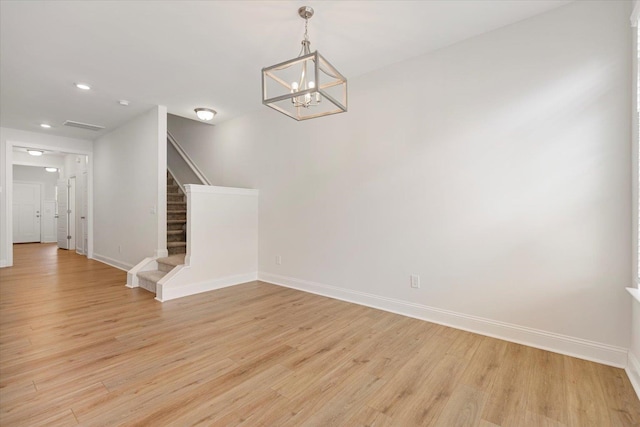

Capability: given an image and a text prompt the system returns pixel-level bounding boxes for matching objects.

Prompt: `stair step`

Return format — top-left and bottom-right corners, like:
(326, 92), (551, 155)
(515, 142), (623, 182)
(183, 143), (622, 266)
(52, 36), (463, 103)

(137, 269), (167, 293)
(138, 269), (167, 282)
(167, 220), (187, 224)
(167, 210), (187, 214)
(167, 201), (186, 205)
(167, 230), (183, 235)
(157, 254), (185, 272)
(168, 246), (186, 255)
(157, 254), (186, 267)
(167, 242), (187, 248)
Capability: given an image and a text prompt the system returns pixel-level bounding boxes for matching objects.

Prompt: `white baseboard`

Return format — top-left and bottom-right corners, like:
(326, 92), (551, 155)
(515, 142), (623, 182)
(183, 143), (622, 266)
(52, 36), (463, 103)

(91, 253), (133, 272)
(0, 259), (7, 268)
(259, 272), (628, 368)
(627, 350), (640, 400)
(156, 272), (258, 302)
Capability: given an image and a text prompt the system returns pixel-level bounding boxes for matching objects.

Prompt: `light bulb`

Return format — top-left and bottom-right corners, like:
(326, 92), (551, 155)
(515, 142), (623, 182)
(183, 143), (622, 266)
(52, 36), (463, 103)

(308, 81), (315, 89)
(27, 150), (44, 156)
(45, 167), (58, 173)
(291, 82), (299, 91)
(194, 108), (216, 121)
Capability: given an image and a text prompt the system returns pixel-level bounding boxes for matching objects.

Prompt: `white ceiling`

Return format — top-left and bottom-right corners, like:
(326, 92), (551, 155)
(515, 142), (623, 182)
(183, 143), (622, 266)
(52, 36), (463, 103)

(0, 0), (573, 140)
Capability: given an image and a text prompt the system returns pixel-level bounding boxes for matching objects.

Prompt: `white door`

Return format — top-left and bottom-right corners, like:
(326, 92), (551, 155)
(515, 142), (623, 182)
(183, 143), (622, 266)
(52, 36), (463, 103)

(81, 172), (88, 254)
(12, 182), (41, 243)
(69, 177), (76, 251)
(42, 201), (57, 242)
(75, 175), (83, 254)
(57, 180), (69, 249)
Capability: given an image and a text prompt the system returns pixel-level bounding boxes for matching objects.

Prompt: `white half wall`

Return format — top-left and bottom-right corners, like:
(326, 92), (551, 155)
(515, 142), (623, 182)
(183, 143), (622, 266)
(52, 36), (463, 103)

(0, 127), (92, 267)
(93, 106), (167, 269)
(156, 184), (258, 301)
(182, 1), (633, 365)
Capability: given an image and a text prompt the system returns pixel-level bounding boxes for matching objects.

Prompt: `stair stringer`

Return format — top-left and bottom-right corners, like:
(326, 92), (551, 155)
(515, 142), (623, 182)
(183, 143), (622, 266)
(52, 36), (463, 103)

(126, 257), (159, 288)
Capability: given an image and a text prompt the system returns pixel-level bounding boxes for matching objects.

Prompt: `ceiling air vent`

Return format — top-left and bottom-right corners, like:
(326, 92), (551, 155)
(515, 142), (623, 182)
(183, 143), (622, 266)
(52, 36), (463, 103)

(63, 120), (105, 131)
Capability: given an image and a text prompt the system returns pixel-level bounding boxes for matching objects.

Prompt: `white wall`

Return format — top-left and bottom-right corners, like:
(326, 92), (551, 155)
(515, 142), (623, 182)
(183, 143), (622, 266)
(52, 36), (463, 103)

(93, 106), (167, 270)
(0, 127), (92, 267)
(629, 293), (640, 397)
(12, 151), (65, 170)
(185, 1), (633, 366)
(629, 0), (640, 399)
(155, 185), (258, 301)
(12, 165), (59, 200)
(167, 114), (223, 184)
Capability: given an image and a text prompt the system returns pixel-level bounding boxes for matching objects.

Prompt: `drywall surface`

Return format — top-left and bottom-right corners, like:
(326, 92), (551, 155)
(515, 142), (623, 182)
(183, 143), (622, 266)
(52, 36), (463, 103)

(629, 290), (640, 398)
(13, 165), (58, 200)
(157, 184), (258, 301)
(93, 106), (167, 269)
(167, 114), (223, 185)
(185, 1), (632, 359)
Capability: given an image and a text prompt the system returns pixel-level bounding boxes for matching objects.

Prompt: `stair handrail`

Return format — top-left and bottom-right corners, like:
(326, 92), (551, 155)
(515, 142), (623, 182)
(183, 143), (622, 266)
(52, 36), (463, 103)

(167, 130), (212, 186)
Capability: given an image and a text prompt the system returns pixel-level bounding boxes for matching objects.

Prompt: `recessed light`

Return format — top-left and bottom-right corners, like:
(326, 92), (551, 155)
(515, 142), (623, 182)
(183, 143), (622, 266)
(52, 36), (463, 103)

(27, 149), (44, 156)
(45, 167), (58, 173)
(40, 123), (51, 129)
(195, 108), (216, 121)
(75, 83), (91, 90)
(118, 100), (130, 106)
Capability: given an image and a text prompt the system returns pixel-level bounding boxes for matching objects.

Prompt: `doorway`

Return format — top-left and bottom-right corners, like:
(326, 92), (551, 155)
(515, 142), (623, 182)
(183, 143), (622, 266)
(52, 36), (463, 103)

(2, 142), (93, 268)
(56, 176), (79, 251)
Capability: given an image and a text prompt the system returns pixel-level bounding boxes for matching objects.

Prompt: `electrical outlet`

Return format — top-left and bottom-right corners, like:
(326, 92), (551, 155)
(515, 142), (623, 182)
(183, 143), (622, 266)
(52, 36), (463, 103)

(276, 255), (282, 265)
(410, 274), (420, 288)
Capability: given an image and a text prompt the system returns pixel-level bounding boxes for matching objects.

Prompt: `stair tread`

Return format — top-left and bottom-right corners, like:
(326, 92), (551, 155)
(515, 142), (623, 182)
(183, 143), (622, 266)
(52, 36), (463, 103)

(168, 210), (187, 214)
(167, 230), (184, 235)
(167, 220), (187, 224)
(137, 270), (167, 282)
(157, 254), (186, 267)
(167, 242), (186, 248)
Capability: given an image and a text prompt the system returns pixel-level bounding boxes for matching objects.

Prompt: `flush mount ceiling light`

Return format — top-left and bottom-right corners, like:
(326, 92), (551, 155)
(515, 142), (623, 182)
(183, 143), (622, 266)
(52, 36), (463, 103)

(262, 6), (347, 121)
(40, 123), (51, 129)
(75, 83), (91, 90)
(27, 149), (44, 156)
(45, 167), (58, 173)
(194, 108), (216, 121)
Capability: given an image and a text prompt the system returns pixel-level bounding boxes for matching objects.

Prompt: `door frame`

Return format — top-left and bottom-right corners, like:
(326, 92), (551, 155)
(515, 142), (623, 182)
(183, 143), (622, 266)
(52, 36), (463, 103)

(3, 140), (93, 267)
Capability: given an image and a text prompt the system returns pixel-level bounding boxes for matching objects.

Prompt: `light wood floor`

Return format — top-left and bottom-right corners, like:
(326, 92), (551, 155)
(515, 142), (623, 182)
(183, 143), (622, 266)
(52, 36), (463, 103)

(1, 244), (639, 426)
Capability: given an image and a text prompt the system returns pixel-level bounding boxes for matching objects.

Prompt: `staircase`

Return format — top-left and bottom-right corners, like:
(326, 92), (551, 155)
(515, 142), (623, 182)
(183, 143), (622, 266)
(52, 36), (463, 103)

(137, 254), (185, 293)
(134, 171), (187, 295)
(167, 171), (187, 255)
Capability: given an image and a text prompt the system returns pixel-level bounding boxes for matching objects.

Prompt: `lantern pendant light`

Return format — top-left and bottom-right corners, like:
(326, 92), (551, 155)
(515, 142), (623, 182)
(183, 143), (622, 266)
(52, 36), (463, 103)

(262, 6), (347, 121)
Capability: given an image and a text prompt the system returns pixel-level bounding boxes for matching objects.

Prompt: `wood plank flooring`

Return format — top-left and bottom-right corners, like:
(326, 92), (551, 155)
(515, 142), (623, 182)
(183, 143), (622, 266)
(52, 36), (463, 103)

(1, 243), (639, 426)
